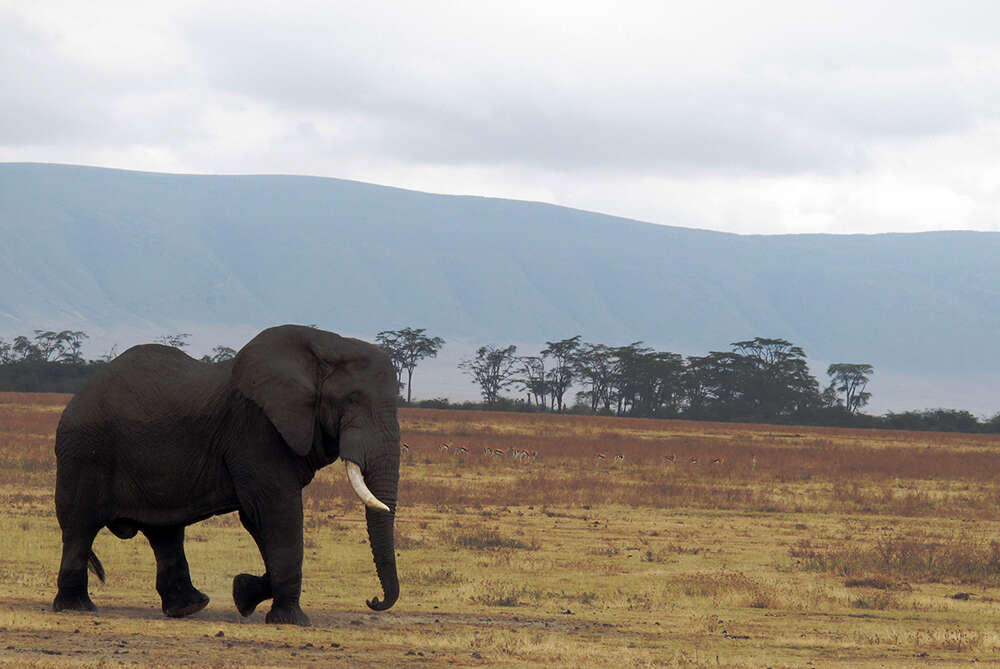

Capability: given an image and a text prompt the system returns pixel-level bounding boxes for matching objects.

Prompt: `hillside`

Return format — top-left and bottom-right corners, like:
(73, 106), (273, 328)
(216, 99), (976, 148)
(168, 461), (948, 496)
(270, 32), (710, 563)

(1, 163), (998, 412)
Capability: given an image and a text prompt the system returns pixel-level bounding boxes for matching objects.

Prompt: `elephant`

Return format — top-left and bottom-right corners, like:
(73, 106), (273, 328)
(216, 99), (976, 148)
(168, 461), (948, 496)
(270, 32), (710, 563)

(51, 324), (400, 626)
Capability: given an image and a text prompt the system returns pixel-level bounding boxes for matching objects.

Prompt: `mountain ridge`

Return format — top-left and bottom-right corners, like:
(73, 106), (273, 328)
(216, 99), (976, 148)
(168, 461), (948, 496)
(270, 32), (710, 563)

(1, 163), (997, 412)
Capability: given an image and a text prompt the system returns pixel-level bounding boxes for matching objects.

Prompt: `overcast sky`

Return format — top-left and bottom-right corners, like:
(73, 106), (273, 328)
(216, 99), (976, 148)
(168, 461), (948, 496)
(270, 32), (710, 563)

(2, 1), (999, 234)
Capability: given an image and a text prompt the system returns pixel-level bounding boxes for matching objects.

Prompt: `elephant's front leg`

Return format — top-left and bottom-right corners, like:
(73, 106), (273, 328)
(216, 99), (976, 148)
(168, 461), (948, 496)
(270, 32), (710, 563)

(234, 492), (310, 626)
(143, 525), (210, 618)
(233, 508), (272, 617)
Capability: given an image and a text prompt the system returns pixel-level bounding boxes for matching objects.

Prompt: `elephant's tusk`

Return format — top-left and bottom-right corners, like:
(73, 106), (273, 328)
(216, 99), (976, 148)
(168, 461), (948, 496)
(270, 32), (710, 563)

(345, 461), (391, 512)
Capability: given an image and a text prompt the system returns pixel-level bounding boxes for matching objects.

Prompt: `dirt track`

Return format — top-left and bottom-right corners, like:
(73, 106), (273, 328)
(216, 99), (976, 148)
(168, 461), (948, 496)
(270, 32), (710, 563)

(1, 595), (645, 667)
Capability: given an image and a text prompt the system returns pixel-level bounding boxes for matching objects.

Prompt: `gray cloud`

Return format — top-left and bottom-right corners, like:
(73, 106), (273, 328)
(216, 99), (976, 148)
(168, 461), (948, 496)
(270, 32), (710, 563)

(0, 10), (108, 145)
(1, 1), (999, 233)
(173, 2), (990, 178)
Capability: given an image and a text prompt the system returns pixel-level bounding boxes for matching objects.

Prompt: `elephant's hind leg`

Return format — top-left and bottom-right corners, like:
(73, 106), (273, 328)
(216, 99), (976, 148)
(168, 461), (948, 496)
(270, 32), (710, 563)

(53, 459), (104, 613)
(143, 525), (209, 618)
(53, 526), (100, 612)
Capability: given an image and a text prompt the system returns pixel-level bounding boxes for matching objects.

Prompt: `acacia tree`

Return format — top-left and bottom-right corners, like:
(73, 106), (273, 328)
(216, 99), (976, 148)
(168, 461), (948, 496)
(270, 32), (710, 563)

(375, 333), (407, 395)
(611, 342), (653, 415)
(681, 351), (745, 419)
(516, 355), (549, 407)
(376, 328), (445, 404)
(459, 344), (519, 405)
(5, 330), (89, 364)
(731, 337), (819, 419)
(35, 330), (89, 363)
(155, 333), (191, 349)
(826, 363), (874, 414)
(573, 343), (617, 413)
(202, 346), (237, 363)
(631, 349), (685, 418)
(541, 336), (581, 412)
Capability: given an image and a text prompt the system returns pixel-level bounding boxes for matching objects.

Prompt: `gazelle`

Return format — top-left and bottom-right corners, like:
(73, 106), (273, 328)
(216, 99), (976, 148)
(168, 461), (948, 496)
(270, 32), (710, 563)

(751, 453), (758, 469)
(663, 454), (676, 464)
(438, 441), (451, 453)
(401, 442), (410, 456)
(613, 454), (624, 463)
(689, 456), (698, 465)
(711, 456), (724, 465)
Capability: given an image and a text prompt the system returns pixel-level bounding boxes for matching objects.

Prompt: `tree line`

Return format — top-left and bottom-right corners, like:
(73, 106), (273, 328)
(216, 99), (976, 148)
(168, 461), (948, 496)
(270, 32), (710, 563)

(447, 334), (998, 432)
(457, 336), (873, 422)
(3, 327), (998, 433)
(373, 328), (1000, 432)
(0, 330), (237, 393)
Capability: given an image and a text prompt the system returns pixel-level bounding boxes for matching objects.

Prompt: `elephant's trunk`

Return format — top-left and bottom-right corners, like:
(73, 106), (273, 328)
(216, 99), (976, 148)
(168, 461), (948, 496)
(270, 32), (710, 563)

(362, 456), (399, 611)
(364, 507), (398, 610)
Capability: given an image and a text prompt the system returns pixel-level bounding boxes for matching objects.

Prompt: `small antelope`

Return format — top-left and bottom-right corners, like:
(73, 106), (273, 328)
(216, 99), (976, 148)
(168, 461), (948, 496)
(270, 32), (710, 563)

(689, 456), (698, 465)
(458, 446), (470, 455)
(595, 452), (607, 461)
(663, 454), (676, 464)
(483, 447), (494, 456)
(438, 442), (451, 453)
(401, 442), (410, 455)
(751, 453), (758, 469)
(613, 454), (624, 463)
(492, 448), (506, 457)
(711, 456), (724, 465)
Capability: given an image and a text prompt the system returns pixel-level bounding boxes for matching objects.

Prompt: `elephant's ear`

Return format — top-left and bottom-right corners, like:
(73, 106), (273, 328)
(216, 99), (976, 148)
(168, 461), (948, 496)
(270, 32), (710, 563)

(232, 325), (319, 456)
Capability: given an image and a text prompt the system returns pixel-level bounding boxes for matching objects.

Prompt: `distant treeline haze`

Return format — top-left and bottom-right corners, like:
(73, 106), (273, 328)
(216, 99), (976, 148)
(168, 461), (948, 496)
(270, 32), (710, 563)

(1, 328), (997, 433)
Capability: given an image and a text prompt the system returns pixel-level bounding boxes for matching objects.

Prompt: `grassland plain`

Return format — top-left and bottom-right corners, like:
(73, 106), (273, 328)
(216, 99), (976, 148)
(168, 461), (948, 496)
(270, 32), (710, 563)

(2, 393), (1000, 667)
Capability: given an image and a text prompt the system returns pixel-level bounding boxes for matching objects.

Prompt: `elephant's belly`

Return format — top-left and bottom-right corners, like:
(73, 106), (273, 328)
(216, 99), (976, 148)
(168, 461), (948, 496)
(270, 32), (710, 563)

(111, 452), (238, 526)
(109, 494), (239, 534)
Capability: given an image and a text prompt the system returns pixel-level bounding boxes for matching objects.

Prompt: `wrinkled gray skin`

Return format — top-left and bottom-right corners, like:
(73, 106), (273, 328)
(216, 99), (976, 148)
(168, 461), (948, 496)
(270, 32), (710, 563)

(52, 325), (400, 626)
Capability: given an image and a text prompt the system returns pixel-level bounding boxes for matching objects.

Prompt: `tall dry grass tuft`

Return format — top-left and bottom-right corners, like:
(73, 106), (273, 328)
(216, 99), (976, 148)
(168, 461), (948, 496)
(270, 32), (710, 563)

(791, 531), (1000, 585)
(449, 527), (540, 551)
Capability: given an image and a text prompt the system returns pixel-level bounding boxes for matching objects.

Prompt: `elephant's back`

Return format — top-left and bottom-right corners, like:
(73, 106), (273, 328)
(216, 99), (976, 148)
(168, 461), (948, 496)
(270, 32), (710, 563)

(59, 344), (225, 433)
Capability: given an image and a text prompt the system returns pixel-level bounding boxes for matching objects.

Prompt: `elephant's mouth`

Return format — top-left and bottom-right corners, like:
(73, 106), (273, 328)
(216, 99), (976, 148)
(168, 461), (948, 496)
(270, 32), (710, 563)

(345, 460), (391, 512)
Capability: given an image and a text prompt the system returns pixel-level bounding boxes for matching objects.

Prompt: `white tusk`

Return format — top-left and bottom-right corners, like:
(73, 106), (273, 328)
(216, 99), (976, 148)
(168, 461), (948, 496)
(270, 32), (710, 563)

(345, 461), (391, 512)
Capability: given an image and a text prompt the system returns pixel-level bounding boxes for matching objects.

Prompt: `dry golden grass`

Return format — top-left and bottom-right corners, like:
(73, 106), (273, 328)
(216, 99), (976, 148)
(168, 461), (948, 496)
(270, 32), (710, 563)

(3, 394), (1000, 667)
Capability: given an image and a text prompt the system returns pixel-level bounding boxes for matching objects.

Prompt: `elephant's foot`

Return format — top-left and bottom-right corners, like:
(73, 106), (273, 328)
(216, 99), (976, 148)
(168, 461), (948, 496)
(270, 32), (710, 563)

(265, 601), (311, 626)
(52, 591), (97, 613)
(161, 587), (210, 618)
(233, 573), (271, 617)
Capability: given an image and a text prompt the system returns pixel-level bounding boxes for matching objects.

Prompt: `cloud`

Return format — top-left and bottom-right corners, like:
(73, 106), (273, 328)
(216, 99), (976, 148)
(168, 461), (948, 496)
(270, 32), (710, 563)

(1, 1), (1000, 233)
(174, 2), (991, 175)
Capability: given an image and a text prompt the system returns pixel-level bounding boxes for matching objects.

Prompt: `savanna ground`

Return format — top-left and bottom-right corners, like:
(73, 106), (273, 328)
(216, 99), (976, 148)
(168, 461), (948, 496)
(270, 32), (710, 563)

(2, 394), (1000, 667)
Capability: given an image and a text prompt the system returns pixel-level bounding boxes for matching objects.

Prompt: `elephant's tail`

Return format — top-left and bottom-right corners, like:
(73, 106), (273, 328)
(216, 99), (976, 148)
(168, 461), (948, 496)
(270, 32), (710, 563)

(88, 551), (106, 583)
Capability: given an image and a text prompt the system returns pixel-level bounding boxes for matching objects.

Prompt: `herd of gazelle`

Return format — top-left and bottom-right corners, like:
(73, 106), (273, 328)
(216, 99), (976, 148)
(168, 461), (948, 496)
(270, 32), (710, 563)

(401, 441), (757, 468)
(400, 442), (539, 461)
(594, 453), (738, 465)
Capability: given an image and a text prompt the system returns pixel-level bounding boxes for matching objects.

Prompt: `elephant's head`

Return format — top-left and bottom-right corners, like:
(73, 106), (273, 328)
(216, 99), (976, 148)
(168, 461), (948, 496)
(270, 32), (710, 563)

(232, 324), (401, 611)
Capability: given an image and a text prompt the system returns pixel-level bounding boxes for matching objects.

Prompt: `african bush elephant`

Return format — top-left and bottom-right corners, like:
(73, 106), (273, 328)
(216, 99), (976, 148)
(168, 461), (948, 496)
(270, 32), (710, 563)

(52, 325), (400, 626)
